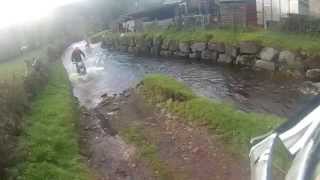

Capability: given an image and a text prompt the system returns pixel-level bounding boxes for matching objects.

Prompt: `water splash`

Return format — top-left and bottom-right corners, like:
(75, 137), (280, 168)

(63, 42), (311, 117)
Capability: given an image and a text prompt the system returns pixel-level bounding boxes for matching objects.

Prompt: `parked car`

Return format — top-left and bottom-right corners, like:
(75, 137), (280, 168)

(250, 97), (320, 180)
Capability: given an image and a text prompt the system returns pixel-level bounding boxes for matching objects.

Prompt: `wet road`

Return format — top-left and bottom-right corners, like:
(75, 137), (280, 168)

(63, 42), (311, 118)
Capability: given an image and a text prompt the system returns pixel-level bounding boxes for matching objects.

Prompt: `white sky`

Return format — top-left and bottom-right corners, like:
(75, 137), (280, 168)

(0, 0), (82, 29)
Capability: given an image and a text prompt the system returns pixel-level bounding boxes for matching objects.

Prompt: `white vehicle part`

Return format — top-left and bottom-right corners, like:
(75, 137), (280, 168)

(250, 133), (277, 180)
(250, 105), (320, 180)
(280, 105), (320, 154)
(285, 139), (314, 180)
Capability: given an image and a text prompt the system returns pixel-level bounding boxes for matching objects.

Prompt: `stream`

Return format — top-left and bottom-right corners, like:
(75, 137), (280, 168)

(63, 42), (314, 118)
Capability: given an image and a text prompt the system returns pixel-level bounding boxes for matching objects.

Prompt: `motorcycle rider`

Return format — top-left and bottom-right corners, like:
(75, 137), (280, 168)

(71, 47), (86, 73)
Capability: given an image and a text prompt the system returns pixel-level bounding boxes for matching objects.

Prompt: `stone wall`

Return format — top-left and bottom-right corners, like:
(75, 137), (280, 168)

(101, 34), (320, 82)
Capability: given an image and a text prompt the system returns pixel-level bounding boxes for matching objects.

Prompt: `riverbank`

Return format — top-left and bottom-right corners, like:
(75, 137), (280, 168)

(10, 63), (90, 180)
(140, 74), (284, 153)
(92, 28), (320, 56)
(0, 49), (50, 179)
(91, 28), (320, 83)
(62, 41), (301, 179)
(81, 86), (250, 179)
(78, 74), (283, 179)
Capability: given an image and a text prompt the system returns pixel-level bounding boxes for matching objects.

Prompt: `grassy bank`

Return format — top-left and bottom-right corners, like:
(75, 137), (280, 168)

(12, 63), (89, 180)
(145, 28), (320, 54)
(0, 48), (49, 179)
(140, 74), (284, 154)
(0, 49), (45, 80)
(93, 28), (320, 56)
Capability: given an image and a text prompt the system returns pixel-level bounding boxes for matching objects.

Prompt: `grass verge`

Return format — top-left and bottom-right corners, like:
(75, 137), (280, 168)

(94, 27), (320, 56)
(12, 62), (89, 180)
(0, 49), (45, 80)
(120, 126), (172, 180)
(148, 28), (320, 55)
(140, 74), (285, 154)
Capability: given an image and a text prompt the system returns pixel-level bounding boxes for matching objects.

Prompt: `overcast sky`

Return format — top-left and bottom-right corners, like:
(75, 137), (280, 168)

(0, 0), (83, 29)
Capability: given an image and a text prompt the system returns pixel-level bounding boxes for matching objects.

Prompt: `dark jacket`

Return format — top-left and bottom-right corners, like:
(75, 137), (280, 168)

(72, 49), (86, 62)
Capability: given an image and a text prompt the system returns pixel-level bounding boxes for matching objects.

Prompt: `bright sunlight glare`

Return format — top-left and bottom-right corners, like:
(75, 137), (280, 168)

(0, 0), (82, 29)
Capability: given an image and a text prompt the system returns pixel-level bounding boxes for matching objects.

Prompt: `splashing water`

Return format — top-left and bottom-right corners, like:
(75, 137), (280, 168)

(63, 42), (313, 117)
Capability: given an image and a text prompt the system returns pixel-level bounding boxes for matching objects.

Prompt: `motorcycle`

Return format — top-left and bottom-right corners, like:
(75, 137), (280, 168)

(73, 61), (87, 75)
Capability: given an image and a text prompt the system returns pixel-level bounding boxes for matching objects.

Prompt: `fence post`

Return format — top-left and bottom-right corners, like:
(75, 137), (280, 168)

(262, 0), (266, 28)
(279, 0), (281, 19)
(271, 0), (273, 22)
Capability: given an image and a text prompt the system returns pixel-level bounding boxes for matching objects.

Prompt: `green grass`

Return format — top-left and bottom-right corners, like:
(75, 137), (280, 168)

(0, 49), (45, 80)
(120, 126), (173, 180)
(13, 63), (89, 180)
(154, 28), (320, 55)
(237, 31), (320, 55)
(142, 74), (195, 102)
(99, 27), (320, 56)
(141, 74), (284, 154)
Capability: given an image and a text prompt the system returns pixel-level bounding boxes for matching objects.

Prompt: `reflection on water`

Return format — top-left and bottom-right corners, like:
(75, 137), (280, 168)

(63, 42), (313, 118)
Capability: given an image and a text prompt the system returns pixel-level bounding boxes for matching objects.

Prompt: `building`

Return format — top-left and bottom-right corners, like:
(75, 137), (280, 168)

(117, 0), (315, 31)
(119, 0), (219, 32)
(118, 1), (183, 32)
(256, 0), (309, 26)
(186, 0), (221, 15)
(219, 0), (257, 26)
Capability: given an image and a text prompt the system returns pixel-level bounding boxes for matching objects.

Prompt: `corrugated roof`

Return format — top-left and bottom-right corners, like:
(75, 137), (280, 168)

(163, 0), (184, 5)
(219, 0), (247, 2)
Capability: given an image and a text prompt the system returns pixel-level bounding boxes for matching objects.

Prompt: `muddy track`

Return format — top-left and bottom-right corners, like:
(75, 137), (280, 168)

(79, 89), (249, 180)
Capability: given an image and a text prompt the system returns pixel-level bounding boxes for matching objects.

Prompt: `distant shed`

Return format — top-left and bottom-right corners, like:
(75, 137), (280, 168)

(220, 0), (257, 26)
(128, 3), (178, 21)
(120, 3), (181, 32)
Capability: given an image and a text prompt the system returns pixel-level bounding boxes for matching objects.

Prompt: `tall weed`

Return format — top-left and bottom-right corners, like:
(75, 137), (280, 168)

(0, 56), (49, 179)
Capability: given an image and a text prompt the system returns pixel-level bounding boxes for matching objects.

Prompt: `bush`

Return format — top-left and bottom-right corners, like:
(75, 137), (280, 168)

(0, 78), (28, 178)
(24, 59), (49, 98)
(0, 57), (49, 179)
(277, 14), (320, 33)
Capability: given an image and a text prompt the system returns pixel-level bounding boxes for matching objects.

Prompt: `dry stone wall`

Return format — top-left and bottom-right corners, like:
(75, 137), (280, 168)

(101, 34), (320, 82)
